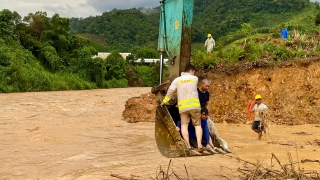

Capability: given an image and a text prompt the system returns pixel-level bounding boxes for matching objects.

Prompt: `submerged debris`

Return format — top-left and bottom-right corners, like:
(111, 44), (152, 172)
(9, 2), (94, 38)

(292, 131), (313, 136)
(111, 174), (142, 180)
(267, 140), (304, 149)
(238, 153), (320, 180)
(306, 139), (320, 147)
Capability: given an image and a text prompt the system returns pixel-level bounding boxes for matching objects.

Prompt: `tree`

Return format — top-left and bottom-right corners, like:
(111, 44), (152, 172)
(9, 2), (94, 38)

(126, 54), (135, 64)
(241, 23), (253, 37)
(23, 11), (49, 40)
(105, 51), (126, 80)
(241, 23), (253, 47)
(315, 12), (320, 26)
(39, 46), (61, 70)
(136, 47), (158, 59)
(0, 9), (14, 39)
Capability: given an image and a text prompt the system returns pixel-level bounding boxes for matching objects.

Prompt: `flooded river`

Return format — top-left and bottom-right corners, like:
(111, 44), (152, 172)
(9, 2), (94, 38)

(0, 87), (319, 179)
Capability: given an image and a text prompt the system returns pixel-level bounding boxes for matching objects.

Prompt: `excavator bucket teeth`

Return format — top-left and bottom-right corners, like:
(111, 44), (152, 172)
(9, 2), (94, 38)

(214, 148), (227, 154)
(208, 148), (219, 154)
(201, 150), (212, 155)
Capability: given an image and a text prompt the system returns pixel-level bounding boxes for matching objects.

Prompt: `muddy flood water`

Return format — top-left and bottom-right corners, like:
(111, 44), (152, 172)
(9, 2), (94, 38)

(0, 87), (319, 179)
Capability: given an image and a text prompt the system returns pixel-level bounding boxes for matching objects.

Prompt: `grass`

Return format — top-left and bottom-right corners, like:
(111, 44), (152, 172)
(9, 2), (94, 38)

(89, 40), (108, 52)
(191, 32), (320, 70)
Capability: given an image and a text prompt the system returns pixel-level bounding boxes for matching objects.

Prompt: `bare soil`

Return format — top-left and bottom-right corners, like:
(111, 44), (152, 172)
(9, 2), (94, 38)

(123, 58), (320, 126)
(122, 92), (157, 123)
(201, 57), (320, 125)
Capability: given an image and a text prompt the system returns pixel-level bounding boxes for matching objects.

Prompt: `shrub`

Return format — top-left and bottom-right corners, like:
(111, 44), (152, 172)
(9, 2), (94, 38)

(133, 66), (155, 86)
(103, 78), (128, 88)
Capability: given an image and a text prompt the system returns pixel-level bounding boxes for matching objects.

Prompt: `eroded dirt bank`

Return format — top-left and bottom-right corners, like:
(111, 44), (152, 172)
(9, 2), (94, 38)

(0, 88), (319, 179)
(123, 58), (320, 125)
(203, 58), (320, 125)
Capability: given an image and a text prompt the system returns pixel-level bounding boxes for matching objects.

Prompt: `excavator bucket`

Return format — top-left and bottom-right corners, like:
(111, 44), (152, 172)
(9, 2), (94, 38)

(155, 106), (201, 157)
(155, 105), (232, 157)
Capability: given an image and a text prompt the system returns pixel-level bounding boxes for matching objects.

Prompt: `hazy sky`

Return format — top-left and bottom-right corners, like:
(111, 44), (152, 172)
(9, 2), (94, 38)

(1, 0), (318, 18)
(0, 0), (159, 18)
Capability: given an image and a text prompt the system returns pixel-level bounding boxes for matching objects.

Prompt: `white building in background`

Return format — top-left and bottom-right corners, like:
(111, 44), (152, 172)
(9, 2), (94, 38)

(92, 52), (131, 59)
(92, 52), (168, 65)
(135, 58), (169, 64)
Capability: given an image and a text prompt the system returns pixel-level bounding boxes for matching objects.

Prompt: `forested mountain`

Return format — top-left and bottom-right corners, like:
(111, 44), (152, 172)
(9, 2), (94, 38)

(192, 0), (311, 41)
(70, 0), (319, 51)
(69, 8), (159, 52)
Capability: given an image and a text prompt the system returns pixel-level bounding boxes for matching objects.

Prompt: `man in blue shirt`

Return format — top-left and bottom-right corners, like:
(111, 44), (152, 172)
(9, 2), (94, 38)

(197, 79), (211, 109)
(176, 107), (214, 149)
(281, 27), (288, 39)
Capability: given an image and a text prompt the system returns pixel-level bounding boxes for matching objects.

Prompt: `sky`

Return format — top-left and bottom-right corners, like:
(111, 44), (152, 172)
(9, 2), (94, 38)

(1, 0), (319, 19)
(0, 0), (159, 18)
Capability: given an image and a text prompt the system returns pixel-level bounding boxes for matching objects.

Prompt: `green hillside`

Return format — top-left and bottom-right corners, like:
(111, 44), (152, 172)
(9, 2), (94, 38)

(69, 0), (320, 52)
(69, 8), (159, 52)
(0, 10), (135, 92)
(2, 0), (320, 93)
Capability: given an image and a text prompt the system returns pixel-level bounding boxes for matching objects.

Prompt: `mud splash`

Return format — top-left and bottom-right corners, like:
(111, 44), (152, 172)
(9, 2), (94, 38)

(0, 88), (319, 179)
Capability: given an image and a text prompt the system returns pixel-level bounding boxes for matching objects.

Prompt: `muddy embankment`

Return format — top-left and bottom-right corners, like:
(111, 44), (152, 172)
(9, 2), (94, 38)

(123, 58), (320, 125)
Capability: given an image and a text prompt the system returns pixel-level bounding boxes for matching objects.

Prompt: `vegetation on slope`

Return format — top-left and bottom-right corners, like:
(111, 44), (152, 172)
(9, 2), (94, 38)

(2, 0), (320, 93)
(70, 0), (320, 52)
(0, 9), (161, 93)
(70, 8), (159, 52)
(192, 32), (320, 71)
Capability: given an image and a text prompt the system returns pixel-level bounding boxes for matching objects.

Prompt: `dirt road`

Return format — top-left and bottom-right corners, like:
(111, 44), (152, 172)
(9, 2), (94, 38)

(0, 88), (319, 179)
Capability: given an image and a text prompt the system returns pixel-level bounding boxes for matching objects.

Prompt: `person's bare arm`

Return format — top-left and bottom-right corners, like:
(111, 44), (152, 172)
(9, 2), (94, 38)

(205, 102), (209, 109)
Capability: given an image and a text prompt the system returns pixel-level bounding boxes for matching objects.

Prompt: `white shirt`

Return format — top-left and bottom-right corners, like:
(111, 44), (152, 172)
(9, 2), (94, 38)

(166, 72), (200, 113)
(204, 37), (215, 53)
(253, 103), (268, 121)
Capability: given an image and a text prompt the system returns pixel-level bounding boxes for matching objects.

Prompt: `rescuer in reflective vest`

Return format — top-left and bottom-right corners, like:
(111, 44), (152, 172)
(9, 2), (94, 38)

(161, 64), (203, 152)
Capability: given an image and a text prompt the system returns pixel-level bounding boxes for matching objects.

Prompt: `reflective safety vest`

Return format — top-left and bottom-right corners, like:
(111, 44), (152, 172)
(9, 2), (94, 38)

(163, 72), (200, 113)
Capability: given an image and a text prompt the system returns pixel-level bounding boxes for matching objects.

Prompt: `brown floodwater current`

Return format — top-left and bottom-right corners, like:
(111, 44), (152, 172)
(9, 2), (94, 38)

(0, 87), (319, 179)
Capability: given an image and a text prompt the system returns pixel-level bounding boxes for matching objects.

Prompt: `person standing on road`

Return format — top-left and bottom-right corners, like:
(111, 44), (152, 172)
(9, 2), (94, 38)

(161, 64), (203, 153)
(204, 34), (215, 55)
(251, 94), (268, 140)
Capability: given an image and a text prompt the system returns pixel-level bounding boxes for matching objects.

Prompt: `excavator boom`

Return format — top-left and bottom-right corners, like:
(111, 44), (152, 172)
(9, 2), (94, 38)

(157, 0), (193, 79)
